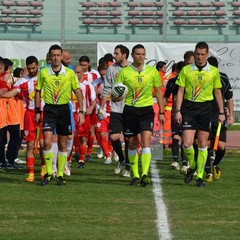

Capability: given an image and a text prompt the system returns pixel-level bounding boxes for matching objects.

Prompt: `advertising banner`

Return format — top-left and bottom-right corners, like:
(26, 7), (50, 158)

(98, 42), (240, 110)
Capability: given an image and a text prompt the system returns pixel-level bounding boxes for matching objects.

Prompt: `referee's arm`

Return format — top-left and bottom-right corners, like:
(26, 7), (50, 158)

(214, 88), (225, 124)
(175, 86), (184, 125)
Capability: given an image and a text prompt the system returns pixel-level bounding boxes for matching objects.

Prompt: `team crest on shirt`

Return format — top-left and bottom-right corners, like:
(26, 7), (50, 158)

(198, 76), (202, 81)
(138, 77), (142, 83)
(55, 80), (60, 86)
(24, 130), (29, 136)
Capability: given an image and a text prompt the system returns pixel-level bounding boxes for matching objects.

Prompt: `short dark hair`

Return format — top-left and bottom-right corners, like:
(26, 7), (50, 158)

(115, 44), (130, 59)
(13, 67), (23, 78)
(103, 53), (114, 62)
(207, 56), (218, 68)
(49, 44), (62, 54)
(176, 61), (185, 72)
(3, 58), (13, 71)
(195, 41), (209, 52)
(131, 44), (145, 54)
(79, 55), (90, 63)
(156, 61), (166, 70)
(183, 50), (194, 63)
(26, 55), (38, 66)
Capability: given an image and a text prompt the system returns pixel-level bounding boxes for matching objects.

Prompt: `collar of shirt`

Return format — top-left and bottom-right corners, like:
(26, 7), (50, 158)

(130, 62), (146, 72)
(191, 61), (210, 72)
(48, 64), (66, 76)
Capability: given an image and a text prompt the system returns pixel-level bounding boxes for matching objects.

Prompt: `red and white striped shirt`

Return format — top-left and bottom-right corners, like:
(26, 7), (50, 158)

(92, 77), (111, 116)
(14, 76), (44, 110)
(83, 69), (100, 83)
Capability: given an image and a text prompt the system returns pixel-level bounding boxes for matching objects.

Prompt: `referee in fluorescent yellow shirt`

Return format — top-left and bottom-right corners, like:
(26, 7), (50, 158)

(175, 41), (225, 187)
(115, 44), (165, 187)
(35, 44), (84, 186)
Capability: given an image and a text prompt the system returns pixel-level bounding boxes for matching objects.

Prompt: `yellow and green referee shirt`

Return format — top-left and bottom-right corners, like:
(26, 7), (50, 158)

(36, 64), (80, 105)
(115, 63), (161, 107)
(176, 62), (222, 102)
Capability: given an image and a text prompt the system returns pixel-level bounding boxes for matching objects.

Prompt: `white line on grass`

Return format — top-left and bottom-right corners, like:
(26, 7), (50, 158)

(151, 159), (172, 240)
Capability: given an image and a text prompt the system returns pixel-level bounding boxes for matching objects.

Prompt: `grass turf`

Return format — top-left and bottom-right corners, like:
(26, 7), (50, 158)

(0, 150), (239, 240)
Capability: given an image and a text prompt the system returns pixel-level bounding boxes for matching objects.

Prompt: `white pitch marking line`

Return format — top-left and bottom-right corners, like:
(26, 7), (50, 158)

(151, 159), (172, 240)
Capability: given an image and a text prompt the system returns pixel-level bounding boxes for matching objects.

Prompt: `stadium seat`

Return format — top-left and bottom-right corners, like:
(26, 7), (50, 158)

(128, 10), (140, 16)
(82, 2), (95, 8)
(202, 19), (215, 25)
(155, 2), (164, 8)
(96, 19), (110, 24)
(82, 10), (95, 16)
(95, 11), (108, 16)
(199, 2), (212, 7)
(187, 11), (199, 16)
(172, 2), (185, 7)
(29, 18), (42, 24)
(142, 11), (155, 16)
(156, 19), (164, 25)
(142, 19), (155, 24)
(15, 18), (28, 23)
(216, 19), (228, 25)
(155, 11), (163, 16)
(174, 19), (186, 25)
(110, 10), (122, 16)
(109, 2), (122, 7)
(233, 10), (240, 16)
(96, 2), (109, 7)
(1, 17), (14, 23)
(127, 2), (139, 8)
(213, 2), (225, 7)
(1, 9), (14, 14)
(29, 9), (42, 15)
(187, 19), (201, 25)
(16, 1), (29, 6)
(16, 9), (29, 15)
(111, 19), (123, 25)
(173, 11), (185, 16)
(214, 10), (226, 16)
(200, 11), (213, 16)
(141, 2), (154, 7)
(186, 2), (199, 7)
(129, 19), (141, 25)
(233, 19), (240, 24)
(232, 2), (240, 7)
(30, 1), (43, 7)
(2, 1), (15, 6)
(83, 19), (95, 24)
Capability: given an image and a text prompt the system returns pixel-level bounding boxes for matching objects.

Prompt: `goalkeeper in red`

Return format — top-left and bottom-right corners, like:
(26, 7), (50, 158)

(115, 44), (165, 186)
(175, 41), (225, 187)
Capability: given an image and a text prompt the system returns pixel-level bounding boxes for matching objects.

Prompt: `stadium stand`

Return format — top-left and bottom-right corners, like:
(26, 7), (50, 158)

(0, 0), (43, 33)
(0, 0), (239, 42)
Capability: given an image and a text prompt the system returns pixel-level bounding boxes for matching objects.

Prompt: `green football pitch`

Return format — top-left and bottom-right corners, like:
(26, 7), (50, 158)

(0, 149), (239, 240)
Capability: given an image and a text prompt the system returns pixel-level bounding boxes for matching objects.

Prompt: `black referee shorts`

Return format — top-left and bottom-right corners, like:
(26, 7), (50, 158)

(123, 105), (154, 137)
(181, 100), (213, 132)
(43, 104), (72, 136)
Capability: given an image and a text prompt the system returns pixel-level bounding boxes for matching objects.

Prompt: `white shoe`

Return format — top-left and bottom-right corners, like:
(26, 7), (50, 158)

(14, 158), (26, 164)
(115, 161), (124, 174)
(113, 151), (119, 162)
(53, 170), (58, 177)
(64, 162), (71, 176)
(180, 165), (188, 175)
(122, 170), (131, 178)
(171, 161), (180, 170)
(104, 157), (112, 165)
(97, 148), (103, 159)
